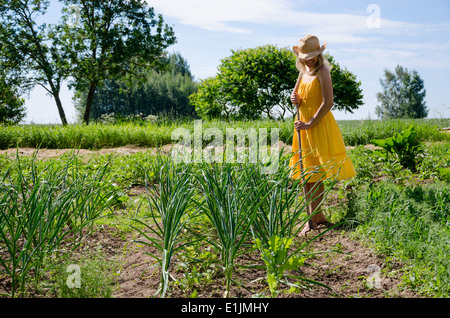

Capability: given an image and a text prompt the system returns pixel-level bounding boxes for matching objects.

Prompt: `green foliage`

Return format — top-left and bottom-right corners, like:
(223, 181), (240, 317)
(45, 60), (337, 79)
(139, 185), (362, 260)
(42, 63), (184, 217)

(195, 162), (269, 296)
(0, 152), (118, 297)
(0, 0), (70, 125)
(74, 53), (197, 122)
(1, 118), (448, 151)
(131, 155), (199, 298)
(190, 45), (298, 120)
(416, 141), (450, 181)
(0, 0), (176, 125)
(346, 182), (450, 297)
(217, 45), (298, 120)
(438, 168), (450, 182)
(190, 47), (364, 121)
(48, 247), (118, 298)
(254, 236), (305, 298)
(189, 77), (228, 121)
(0, 77), (26, 125)
(174, 246), (218, 294)
(58, 0), (176, 124)
(376, 65), (427, 119)
(371, 125), (424, 172)
(338, 118), (450, 146)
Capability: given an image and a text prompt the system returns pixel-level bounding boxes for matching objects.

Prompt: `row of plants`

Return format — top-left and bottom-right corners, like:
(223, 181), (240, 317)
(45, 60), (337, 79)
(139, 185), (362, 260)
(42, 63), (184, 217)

(1, 118), (449, 150)
(131, 124), (448, 298)
(0, 152), (124, 297)
(0, 144), (338, 297)
(132, 152), (339, 298)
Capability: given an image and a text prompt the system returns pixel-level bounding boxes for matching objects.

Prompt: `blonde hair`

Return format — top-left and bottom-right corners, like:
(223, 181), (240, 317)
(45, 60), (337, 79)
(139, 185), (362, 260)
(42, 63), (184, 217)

(296, 53), (331, 76)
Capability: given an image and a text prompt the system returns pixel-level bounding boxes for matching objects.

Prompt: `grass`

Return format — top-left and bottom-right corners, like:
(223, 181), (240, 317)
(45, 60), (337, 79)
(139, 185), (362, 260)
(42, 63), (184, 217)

(1, 118), (449, 150)
(1, 117), (449, 298)
(343, 181), (450, 297)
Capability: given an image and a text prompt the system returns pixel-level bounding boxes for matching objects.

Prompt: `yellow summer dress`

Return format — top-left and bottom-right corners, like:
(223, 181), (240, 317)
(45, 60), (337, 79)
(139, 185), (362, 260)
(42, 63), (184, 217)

(289, 76), (356, 183)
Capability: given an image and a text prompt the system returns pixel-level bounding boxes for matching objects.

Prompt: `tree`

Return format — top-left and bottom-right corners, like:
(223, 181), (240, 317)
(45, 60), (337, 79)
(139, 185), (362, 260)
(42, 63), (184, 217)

(58, 0), (176, 125)
(375, 65), (427, 119)
(0, 76), (26, 125)
(217, 45), (298, 120)
(325, 54), (364, 114)
(189, 76), (233, 121)
(73, 52), (197, 121)
(189, 45), (364, 121)
(0, 0), (71, 125)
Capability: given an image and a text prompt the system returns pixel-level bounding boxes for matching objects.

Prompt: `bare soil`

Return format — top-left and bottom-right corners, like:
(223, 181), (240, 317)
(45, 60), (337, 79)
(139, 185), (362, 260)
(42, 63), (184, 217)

(0, 145), (175, 161)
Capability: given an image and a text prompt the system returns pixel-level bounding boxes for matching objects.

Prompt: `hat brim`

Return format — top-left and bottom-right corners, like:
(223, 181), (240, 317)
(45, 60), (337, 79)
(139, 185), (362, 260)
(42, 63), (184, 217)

(293, 43), (327, 60)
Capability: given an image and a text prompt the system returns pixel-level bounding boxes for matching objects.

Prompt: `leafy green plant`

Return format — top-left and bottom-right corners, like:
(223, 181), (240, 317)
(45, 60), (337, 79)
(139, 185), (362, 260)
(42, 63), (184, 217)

(132, 156), (199, 298)
(249, 158), (335, 245)
(438, 168), (450, 183)
(195, 162), (268, 297)
(348, 181), (450, 297)
(371, 125), (424, 172)
(254, 236), (305, 297)
(174, 245), (219, 294)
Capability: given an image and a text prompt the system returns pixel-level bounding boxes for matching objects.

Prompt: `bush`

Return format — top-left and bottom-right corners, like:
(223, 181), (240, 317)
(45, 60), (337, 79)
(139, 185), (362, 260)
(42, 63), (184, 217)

(371, 125), (424, 172)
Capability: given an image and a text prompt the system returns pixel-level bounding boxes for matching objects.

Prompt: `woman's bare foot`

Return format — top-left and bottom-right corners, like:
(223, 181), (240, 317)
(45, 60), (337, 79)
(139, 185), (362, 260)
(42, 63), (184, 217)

(299, 221), (316, 236)
(300, 215), (328, 236)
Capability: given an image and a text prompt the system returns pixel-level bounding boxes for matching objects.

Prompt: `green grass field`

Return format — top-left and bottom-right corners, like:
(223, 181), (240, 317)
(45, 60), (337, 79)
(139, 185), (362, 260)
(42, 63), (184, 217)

(1, 118), (449, 150)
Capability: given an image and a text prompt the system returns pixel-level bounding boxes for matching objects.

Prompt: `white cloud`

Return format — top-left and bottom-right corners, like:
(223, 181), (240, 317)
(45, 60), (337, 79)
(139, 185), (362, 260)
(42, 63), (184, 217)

(148, 0), (295, 33)
(150, 0), (450, 74)
(148, 0), (441, 42)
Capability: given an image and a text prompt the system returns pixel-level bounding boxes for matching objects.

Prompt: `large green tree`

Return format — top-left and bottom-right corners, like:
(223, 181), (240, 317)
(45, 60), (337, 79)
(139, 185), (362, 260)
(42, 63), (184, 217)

(58, 0), (176, 124)
(73, 52), (197, 121)
(218, 45), (298, 120)
(375, 65), (427, 119)
(0, 0), (71, 125)
(190, 45), (364, 121)
(0, 76), (26, 125)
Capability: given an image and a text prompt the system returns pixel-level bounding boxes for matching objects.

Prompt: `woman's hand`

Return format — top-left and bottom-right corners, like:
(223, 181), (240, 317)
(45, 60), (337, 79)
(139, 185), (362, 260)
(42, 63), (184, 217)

(291, 92), (301, 106)
(294, 120), (312, 131)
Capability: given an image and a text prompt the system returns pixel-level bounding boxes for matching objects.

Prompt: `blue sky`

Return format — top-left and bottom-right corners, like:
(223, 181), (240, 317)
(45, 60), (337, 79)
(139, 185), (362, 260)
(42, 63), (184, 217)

(23, 0), (450, 123)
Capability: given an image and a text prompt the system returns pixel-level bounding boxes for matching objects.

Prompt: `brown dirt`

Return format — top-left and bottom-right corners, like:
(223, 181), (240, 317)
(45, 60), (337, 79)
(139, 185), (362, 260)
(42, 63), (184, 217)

(0, 145), (175, 161)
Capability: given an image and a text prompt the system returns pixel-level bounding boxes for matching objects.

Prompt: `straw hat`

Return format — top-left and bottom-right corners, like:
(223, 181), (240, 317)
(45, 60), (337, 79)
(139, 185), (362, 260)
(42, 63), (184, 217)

(293, 35), (327, 60)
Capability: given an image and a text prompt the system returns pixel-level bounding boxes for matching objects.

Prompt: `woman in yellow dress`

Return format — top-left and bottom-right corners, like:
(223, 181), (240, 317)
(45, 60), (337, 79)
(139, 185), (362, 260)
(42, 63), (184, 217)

(289, 35), (356, 235)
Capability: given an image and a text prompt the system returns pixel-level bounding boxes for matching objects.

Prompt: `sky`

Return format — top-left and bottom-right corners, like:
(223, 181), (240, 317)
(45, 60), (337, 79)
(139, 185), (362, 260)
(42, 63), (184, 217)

(22, 0), (450, 124)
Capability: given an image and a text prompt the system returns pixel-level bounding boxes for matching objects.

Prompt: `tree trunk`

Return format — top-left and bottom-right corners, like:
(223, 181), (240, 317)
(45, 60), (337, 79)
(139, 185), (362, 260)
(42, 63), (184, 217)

(53, 92), (68, 126)
(83, 82), (98, 125)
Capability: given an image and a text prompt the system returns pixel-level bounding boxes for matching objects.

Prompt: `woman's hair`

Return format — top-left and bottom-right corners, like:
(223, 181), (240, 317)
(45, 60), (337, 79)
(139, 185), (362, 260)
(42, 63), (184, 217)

(296, 53), (331, 76)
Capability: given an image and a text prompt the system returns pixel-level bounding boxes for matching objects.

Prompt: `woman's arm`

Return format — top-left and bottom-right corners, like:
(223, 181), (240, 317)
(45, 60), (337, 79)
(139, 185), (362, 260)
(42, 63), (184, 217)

(296, 66), (333, 130)
(290, 72), (303, 106)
